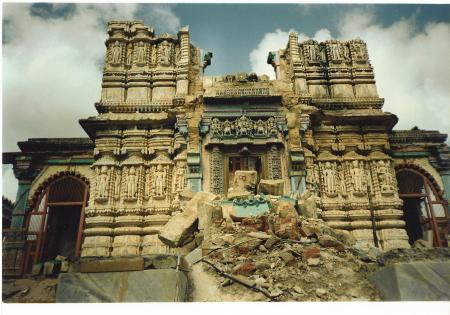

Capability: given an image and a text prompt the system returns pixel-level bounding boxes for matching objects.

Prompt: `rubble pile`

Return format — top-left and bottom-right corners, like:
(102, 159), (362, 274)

(190, 196), (383, 301)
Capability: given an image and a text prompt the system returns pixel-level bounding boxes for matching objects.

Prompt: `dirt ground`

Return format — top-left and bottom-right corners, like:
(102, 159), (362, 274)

(2, 277), (58, 303)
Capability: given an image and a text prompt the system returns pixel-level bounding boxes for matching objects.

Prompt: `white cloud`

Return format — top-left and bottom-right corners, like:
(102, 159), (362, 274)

(249, 29), (330, 79)
(249, 9), (449, 136)
(2, 3), (181, 201)
(2, 165), (18, 202)
(336, 9), (450, 134)
(137, 4), (181, 34)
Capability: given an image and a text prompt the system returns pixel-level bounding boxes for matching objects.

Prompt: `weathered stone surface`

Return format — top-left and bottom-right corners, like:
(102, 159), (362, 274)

(318, 235), (346, 252)
(198, 201), (222, 230)
(298, 191), (317, 219)
(158, 211), (198, 248)
(80, 257), (144, 273)
(184, 247), (202, 266)
(258, 179), (284, 196)
(369, 261), (450, 301)
(56, 269), (189, 302)
(179, 188), (196, 201)
(143, 254), (179, 270)
(230, 170), (257, 192)
(185, 191), (220, 213)
(275, 198), (298, 218)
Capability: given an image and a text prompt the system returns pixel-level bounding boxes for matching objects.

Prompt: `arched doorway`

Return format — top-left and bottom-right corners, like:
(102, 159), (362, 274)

(23, 175), (89, 273)
(396, 168), (449, 247)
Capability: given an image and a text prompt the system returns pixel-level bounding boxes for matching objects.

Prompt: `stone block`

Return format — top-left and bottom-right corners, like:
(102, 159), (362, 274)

(231, 170), (257, 192)
(80, 257), (144, 273)
(158, 210), (198, 248)
(184, 247), (202, 266)
(198, 201), (221, 230)
(179, 188), (197, 201)
(369, 261), (450, 301)
(298, 191), (317, 219)
(318, 235), (346, 252)
(275, 198), (298, 218)
(56, 269), (189, 302)
(185, 191), (219, 213)
(143, 254), (179, 270)
(258, 179), (284, 196)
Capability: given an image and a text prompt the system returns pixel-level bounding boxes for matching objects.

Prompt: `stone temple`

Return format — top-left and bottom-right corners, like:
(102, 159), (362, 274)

(2, 21), (449, 297)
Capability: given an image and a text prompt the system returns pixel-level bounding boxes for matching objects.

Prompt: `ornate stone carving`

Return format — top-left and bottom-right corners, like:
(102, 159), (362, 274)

(321, 161), (338, 197)
(210, 146), (223, 195)
(125, 166), (139, 199)
(158, 40), (172, 66)
(376, 160), (395, 195)
(268, 145), (282, 180)
(111, 41), (123, 64)
(208, 115), (279, 139)
(349, 160), (366, 195)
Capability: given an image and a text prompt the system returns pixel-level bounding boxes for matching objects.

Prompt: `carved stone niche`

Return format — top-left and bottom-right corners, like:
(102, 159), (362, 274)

(342, 151), (368, 199)
(91, 154), (119, 204)
(172, 151), (187, 205)
(120, 154), (145, 203)
(348, 39), (369, 64)
(300, 39), (322, 64)
(144, 153), (174, 207)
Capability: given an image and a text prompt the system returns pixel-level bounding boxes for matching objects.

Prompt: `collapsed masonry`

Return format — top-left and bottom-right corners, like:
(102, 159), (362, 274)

(3, 20), (449, 281)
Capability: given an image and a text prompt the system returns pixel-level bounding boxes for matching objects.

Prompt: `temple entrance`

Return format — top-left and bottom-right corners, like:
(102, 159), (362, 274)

(396, 168), (449, 247)
(23, 175), (89, 273)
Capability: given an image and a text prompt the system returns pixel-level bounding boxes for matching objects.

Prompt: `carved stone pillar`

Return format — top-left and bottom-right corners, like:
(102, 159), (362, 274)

(268, 145), (282, 180)
(210, 146), (223, 195)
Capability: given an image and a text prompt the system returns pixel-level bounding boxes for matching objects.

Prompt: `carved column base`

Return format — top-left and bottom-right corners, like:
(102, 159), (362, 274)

(377, 228), (410, 250)
(81, 236), (112, 257)
(141, 234), (170, 255)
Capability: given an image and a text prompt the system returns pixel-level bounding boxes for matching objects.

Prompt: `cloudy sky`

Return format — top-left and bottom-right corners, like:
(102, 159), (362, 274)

(2, 3), (450, 201)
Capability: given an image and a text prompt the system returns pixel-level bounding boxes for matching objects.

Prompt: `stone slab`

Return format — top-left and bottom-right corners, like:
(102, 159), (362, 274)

(56, 269), (188, 302)
(80, 257), (144, 273)
(369, 261), (450, 301)
(158, 210), (198, 247)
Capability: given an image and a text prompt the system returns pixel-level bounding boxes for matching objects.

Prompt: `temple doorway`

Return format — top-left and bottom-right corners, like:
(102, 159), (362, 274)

(396, 168), (449, 247)
(23, 175), (89, 273)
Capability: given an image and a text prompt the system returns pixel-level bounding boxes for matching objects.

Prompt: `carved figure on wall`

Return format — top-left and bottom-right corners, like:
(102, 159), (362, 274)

(338, 164), (347, 196)
(97, 166), (109, 198)
(111, 41), (122, 64)
(114, 169), (121, 199)
(208, 116), (280, 138)
(255, 119), (265, 135)
(211, 118), (222, 136)
(308, 44), (320, 61)
(223, 120), (233, 136)
(377, 160), (394, 194)
(353, 42), (368, 60)
(330, 43), (341, 60)
(350, 160), (365, 193)
(342, 44), (351, 62)
(236, 115), (251, 136)
(126, 166), (138, 198)
(267, 117), (278, 135)
(323, 162), (338, 195)
(137, 41), (146, 64)
(144, 168), (151, 198)
(158, 40), (171, 66)
(126, 44), (133, 66)
(174, 162), (186, 193)
(153, 165), (167, 196)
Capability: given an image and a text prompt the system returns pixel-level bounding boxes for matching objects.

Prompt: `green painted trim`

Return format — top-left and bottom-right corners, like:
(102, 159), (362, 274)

(45, 159), (94, 165)
(392, 152), (429, 158)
